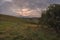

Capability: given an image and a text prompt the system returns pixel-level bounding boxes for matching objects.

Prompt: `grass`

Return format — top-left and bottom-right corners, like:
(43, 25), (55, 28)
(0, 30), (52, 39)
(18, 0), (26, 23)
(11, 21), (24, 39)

(0, 14), (60, 40)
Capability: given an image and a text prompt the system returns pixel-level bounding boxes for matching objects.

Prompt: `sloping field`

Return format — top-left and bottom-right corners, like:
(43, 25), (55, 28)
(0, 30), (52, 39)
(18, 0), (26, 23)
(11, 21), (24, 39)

(0, 14), (59, 40)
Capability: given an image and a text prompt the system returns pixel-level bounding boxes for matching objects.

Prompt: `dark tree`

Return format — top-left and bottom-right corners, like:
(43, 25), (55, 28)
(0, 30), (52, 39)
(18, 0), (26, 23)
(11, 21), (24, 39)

(40, 4), (60, 34)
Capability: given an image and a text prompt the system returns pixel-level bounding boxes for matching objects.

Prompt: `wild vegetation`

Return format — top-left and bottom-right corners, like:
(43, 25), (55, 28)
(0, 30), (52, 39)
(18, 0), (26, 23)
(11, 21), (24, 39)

(40, 4), (60, 34)
(0, 4), (60, 40)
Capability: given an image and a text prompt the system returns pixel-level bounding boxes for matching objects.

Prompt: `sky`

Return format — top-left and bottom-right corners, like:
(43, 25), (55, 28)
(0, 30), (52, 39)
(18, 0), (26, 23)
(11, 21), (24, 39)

(0, 0), (60, 17)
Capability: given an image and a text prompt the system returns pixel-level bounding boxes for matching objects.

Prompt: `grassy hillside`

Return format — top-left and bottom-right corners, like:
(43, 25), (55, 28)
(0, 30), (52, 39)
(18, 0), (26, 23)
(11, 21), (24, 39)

(0, 14), (59, 40)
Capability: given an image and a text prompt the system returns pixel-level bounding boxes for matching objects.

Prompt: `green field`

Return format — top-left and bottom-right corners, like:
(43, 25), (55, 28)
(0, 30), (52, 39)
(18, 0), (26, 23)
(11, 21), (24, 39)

(0, 14), (59, 40)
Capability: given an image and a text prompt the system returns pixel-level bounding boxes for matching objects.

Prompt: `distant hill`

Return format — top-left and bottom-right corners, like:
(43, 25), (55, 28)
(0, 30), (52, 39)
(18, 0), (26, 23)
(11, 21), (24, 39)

(0, 14), (40, 24)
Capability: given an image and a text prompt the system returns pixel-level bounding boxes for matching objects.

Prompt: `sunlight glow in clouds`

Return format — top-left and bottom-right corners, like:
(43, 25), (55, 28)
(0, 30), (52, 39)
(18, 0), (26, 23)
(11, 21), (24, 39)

(11, 8), (41, 17)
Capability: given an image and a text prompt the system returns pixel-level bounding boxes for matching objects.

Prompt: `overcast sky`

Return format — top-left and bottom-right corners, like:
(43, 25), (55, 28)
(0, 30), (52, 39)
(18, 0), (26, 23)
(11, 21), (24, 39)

(0, 0), (60, 17)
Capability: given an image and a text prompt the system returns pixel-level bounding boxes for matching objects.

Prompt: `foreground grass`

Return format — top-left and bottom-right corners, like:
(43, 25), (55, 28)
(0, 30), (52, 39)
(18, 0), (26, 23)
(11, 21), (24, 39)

(0, 14), (60, 40)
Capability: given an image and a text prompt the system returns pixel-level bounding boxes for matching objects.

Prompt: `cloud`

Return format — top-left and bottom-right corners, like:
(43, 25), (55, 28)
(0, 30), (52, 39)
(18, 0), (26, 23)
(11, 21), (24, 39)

(0, 0), (13, 6)
(0, 0), (60, 17)
(13, 0), (49, 9)
(3, 0), (13, 2)
(0, 0), (4, 6)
